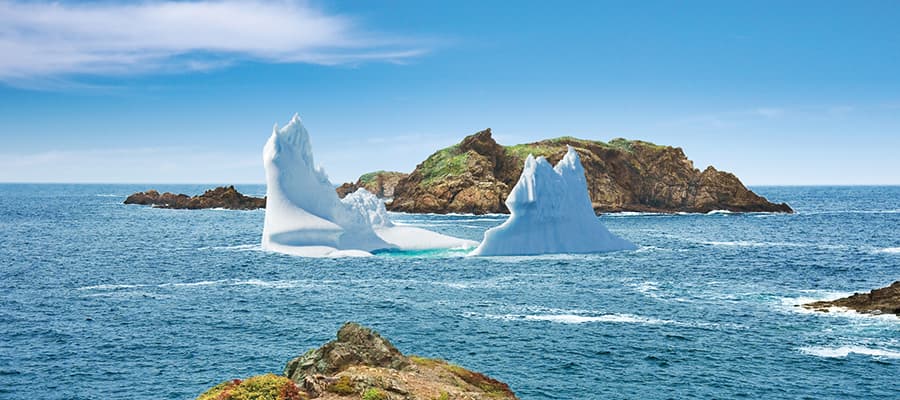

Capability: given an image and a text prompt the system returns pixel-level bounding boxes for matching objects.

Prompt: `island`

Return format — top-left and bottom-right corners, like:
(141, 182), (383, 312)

(127, 129), (792, 215)
(802, 281), (900, 315)
(342, 129), (792, 214)
(124, 186), (265, 210)
(198, 322), (518, 400)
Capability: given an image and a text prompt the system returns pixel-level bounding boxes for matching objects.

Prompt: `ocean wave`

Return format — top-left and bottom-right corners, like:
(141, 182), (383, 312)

(95, 194), (121, 197)
(467, 312), (672, 325)
(702, 240), (803, 247)
(77, 284), (146, 290)
(197, 244), (263, 252)
(159, 280), (227, 288)
(231, 279), (306, 289)
(799, 345), (900, 359)
(706, 210), (734, 215)
(875, 247), (900, 254)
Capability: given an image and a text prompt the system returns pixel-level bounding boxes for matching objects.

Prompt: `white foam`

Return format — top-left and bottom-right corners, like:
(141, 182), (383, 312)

(231, 279), (303, 289)
(876, 247), (900, 254)
(524, 314), (668, 324)
(702, 240), (803, 247)
(706, 209), (733, 215)
(468, 312), (670, 325)
(78, 283), (145, 290)
(160, 280), (226, 288)
(799, 345), (900, 359)
(95, 194), (121, 197)
(198, 244), (263, 252)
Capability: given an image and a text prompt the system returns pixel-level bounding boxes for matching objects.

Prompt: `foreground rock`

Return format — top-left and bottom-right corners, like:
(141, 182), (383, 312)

(385, 129), (792, 214)
(124, 186), (265, 210)
(802, 281), (900, 315)
(336, 171), (408, 199)
(198, 322), (517, 400)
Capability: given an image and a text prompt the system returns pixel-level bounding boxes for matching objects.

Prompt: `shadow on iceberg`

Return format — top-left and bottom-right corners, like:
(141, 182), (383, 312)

(469, 146), (636, 256)
(261, 114), (476, 257)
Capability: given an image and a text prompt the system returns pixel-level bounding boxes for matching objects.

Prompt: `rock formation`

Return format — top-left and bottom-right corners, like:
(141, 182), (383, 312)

(386, 129), (792, 214)
(124, 186), (265, 210)
(336, 171), (408, 199)
(802, 281), (900, 315)
(198, 322), (518, 400)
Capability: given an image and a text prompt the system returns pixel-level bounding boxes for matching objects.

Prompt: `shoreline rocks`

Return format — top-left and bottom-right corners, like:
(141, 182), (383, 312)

(802, 281), (900, 315)
(124, 186), (265, 210)
(199, 322), (518, 400)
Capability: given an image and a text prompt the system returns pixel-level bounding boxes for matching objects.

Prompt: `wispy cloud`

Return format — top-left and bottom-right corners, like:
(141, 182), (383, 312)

(0, 0), (428, 85)
(0, 147), (262, 182)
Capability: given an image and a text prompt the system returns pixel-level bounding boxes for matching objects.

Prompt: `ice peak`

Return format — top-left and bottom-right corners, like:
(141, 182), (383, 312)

(554, 146), (583, 175)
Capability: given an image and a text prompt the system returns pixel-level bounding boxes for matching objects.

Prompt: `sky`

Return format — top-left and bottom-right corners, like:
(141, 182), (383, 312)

(0, 0), (898, 185)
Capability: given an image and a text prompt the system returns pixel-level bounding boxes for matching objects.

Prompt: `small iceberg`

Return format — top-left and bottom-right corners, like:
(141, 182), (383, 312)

(470, 146), (636, 256)
(262, 114), (476, 257)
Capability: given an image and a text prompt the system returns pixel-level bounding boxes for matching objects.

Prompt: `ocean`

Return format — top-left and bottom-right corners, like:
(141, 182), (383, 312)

(1, 184), (898, 399)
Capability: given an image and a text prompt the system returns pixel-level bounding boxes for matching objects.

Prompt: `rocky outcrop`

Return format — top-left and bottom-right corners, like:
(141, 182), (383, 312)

(802, 281), (900, 315)
(199, 322), (517, 400)
(124, 186), (265, 210)
(336, 171), (408, 199)
(387, 129), (792, 214)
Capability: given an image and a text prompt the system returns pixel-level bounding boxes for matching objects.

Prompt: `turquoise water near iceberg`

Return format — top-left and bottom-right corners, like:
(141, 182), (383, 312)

(0, 184), (898, 399)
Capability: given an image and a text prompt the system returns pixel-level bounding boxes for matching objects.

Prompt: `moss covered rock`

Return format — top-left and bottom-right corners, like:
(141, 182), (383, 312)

(387, 129), (792, 214)
(197, 374), (306, 400)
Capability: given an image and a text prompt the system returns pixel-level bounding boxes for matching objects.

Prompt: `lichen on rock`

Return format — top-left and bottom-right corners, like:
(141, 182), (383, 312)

(198, 323), (518, 400)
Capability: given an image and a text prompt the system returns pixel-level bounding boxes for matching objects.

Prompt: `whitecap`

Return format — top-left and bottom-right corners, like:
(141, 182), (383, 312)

(231, 279), (303, 289)
(160, 280), (227, 288)
(197, 244), (263, 252)
(702, 240), (803, 247)
(77, 284), (145, 290)
(95, 194), (121, 197)
(875, 247), (900, 254)
(799, 345), (900, 359)
(465, 311), (671, 325)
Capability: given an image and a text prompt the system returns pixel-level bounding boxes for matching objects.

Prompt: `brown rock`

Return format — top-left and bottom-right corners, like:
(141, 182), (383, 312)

(388, 130), (793, 214)
(124, 186), (265, 210)
(802, 281), (900, 315)
(283, 322), (518, 400)
(336, 171), (408, 199)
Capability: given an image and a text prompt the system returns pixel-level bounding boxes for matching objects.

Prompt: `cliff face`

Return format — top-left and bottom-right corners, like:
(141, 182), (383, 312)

(336, 171), (408, 199)
(387, 129), (792, 214)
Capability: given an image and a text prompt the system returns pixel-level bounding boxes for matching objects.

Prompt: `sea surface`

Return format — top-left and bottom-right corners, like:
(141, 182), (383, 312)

(1, 184), (898, 399)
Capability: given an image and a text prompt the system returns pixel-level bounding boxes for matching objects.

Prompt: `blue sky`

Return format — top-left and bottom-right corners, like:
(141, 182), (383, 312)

(1, 0), (898, 184)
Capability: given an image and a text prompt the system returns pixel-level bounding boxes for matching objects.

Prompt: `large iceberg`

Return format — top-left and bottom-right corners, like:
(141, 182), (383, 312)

(470, 146), (636, 256)
(262, 114), (476, 257)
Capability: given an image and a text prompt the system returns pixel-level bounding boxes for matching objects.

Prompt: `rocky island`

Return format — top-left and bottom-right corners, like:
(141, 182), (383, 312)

(373, 129), (792, 214)
(802, 281), (900, 316)
(124, 185), (265, 210)
(198, 322), (517, 400)
(127, 130), (792, 215)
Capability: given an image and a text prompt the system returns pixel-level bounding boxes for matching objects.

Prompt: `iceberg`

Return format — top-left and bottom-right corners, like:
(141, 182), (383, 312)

(262, 115), (476, 257)
(470, 146), (636, 256)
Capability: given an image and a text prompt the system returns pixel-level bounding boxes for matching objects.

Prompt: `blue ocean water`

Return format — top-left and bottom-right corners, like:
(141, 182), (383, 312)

(1, 184), (898, 399)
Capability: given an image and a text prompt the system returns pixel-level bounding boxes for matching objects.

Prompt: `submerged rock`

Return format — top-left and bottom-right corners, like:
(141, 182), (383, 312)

(802, 281), (900, 315)
(387, 128), (793, 214)
(198, 322), (517, 400)
(124, 186), (265, 210)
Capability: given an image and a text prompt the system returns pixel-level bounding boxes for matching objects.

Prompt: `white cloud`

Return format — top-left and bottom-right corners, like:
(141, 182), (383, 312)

(0, 0), (427, 83)
(0, 147), (263, 183)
